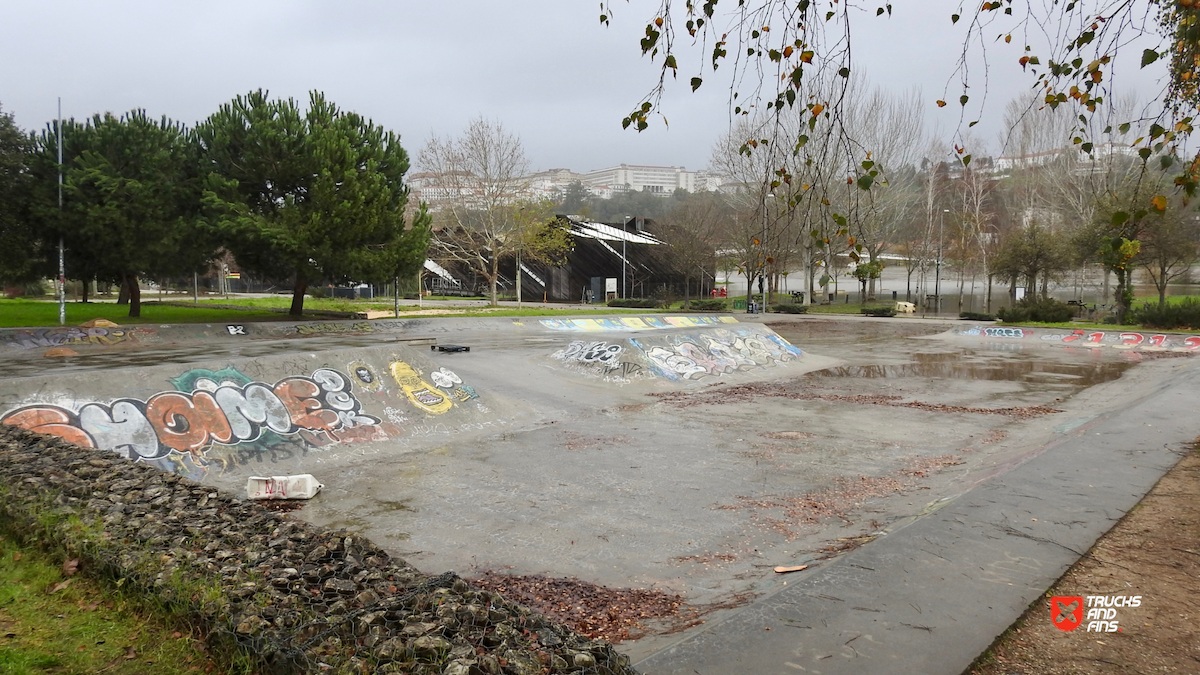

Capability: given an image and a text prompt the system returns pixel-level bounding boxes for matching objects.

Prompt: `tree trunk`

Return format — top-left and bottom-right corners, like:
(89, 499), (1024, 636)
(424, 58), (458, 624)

(986, 273), (994, 313)
(683, 274), (691, 309)
(1009, 278), (1017, 303)
(1157, 262), (1168, 308)
(125, 273), (142, 318)
(1114, 268), (1130, 324)
(489, 255), (500, 307)
(290, 273), (307, 316)
(117, 277), (129, 305)
(81, 280), (88, 304)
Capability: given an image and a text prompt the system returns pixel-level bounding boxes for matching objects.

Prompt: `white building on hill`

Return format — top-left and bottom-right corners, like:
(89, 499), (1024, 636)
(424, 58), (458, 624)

(583, 164), (721, 195)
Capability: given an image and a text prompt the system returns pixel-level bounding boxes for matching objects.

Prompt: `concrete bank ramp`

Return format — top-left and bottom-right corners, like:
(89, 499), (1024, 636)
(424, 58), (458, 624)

(0, 343), (522, 484)
(542, 322), (802, 384)
(0, 315), (807, 488)
(940, 324), (1200, 352)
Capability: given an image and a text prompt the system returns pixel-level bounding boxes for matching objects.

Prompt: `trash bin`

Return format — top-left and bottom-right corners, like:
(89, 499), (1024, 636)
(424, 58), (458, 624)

(747, 301), (760, 314)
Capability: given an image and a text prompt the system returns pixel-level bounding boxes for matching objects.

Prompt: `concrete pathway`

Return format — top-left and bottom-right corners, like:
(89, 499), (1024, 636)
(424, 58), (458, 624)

(636, 357), (1200, 674)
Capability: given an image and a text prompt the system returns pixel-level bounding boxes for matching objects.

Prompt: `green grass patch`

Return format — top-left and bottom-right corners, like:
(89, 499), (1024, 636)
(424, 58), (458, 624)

(806, 302), (877, 314)
(0, 534), (218, 675)
(996, 321), (1129, 330)
(0, 299), (282, 328)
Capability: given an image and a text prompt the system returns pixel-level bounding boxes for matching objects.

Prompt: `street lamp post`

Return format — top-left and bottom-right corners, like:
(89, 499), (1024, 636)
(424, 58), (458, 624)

(935, 208), (949, 315)
(57, 98), (65, 326)
(761, 192), (774, 313)
(622, 215), (631, 299)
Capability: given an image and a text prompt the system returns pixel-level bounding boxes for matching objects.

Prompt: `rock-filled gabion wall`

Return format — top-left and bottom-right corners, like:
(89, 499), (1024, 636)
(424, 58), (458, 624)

(0, 426), (637, 675)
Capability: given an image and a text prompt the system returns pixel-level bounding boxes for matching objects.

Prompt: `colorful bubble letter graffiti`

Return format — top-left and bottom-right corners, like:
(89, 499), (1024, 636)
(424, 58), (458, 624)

(959, 326), (1200, 351)
(551, 329), (803, 382)
(1, 367), (384, 462)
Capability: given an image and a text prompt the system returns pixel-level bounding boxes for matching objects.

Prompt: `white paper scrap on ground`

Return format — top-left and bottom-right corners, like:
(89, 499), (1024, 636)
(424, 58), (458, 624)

(246, 474), (324, 500)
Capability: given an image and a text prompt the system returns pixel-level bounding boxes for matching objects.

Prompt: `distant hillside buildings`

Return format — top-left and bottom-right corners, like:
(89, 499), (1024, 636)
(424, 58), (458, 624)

(410, 163), (725, 208)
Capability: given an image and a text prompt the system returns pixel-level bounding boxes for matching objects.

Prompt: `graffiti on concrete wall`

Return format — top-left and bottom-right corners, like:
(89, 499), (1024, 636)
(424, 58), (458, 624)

(539, 315), (739, 332)
(634, 329), (801, 381)
(294, 321), (375, 336)
(0, 367), (386, 463)
(553, 341), (625, 366)
(549, 329), (802, 383)
(960, 326), (1200, 351)
(0, 325), (156, 351)
(387, 361), (478, 413)
(551, 341), (642, 383)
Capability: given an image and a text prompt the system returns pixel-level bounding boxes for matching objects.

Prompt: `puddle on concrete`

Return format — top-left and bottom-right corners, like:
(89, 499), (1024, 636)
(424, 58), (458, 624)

(808, 351), (1132, 387)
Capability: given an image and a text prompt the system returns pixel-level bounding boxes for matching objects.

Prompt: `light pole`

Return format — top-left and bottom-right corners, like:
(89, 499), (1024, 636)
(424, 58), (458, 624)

(935, 208), (949, 315)
(57, 98), (65, 326)
(622, 215), (631, 299)
(761, 192), (774, 313)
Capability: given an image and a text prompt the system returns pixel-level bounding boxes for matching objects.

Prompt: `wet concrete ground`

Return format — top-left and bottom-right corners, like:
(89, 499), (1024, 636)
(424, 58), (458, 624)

(2, 314), (1180, 667)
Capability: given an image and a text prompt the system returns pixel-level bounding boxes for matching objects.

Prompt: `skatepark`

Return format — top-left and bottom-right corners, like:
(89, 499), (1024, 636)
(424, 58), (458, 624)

(1, 312), (1197, 674)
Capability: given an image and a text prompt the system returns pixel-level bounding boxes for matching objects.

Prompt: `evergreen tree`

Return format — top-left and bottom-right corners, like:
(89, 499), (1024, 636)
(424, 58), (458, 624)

(197, 91), (430, 316)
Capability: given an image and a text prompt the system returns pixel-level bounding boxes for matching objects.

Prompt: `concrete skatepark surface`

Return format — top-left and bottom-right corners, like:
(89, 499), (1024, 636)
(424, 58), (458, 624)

(1, 313), (1197, 674)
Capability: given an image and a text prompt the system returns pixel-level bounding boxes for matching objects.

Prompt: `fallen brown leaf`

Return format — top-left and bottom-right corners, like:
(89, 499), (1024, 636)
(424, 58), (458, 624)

(124, 646), (137, 660)
(11, 552), (20, 562)
(49, 580), (71, 594)
(773, 565), (809, 574)
(62, 558), (80, 576)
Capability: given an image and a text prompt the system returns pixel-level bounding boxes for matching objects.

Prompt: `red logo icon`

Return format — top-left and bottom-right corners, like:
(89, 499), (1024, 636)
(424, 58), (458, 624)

(1051, 596), (1084, 632)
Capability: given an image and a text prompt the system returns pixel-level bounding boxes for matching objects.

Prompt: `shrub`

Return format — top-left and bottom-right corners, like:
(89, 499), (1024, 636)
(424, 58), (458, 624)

(959, 311), (995, 321)
(307, 286), (329, 299)
(771, 303), (809, 314)
(1130, 298), (1200, 330)
(688, 299), (729, 311)
(861, 306), (897, 317)
(997, 297), (1073, 323)
(607, 298), (662, 309)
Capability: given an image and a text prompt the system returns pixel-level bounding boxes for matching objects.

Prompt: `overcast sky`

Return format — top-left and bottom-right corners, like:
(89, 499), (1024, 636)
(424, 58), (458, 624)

(1, 1), (1169, 174)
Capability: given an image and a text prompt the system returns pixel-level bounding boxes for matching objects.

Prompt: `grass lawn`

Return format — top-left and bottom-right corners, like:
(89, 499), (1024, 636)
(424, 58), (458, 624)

(805, 302), (894, 314)
(0, 299), (282, 328)
(195, 295), (681, 317)
(0, 534), (222, 675)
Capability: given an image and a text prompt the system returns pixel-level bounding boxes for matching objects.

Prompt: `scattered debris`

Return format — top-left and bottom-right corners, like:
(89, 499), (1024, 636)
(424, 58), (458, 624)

(760, 431), (817, 440)
(719, 454), (965, 540)
(43, 347), (79, 358)
(245, 474), (323, 500)
(431, 344), (471, 353)
(650, 382), (1062, 418)
(672, 553), (738, 565)
(471, 572), (684, 644)
(256, 500), (307, 513)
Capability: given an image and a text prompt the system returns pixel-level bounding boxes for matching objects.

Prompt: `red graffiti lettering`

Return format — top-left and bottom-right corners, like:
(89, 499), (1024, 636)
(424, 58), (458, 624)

(192, 391), (235, 444)
(1, 406), (95, 448)
(144, 391), (236, 453)
(274, 378), (339, 430)
(1087, 332), (1105, 344)
(145, 392), (208, 452)
(1149, 334), (1167, 347)
(1120, 333), (1144, 346)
